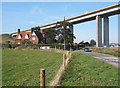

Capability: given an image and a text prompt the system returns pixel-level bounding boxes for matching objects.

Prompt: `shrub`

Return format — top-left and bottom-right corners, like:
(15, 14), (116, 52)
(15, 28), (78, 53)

(21, 40), (33, 47)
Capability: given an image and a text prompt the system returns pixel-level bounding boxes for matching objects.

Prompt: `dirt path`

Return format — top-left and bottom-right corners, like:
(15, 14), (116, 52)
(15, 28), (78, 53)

(49, 63), (65, 86)
(49, 51), (72, 87)
(76, 50), (120, 69)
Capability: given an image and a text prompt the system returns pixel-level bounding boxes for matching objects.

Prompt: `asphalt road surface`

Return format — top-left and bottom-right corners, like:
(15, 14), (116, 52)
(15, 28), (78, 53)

(76, 50), (120, 69)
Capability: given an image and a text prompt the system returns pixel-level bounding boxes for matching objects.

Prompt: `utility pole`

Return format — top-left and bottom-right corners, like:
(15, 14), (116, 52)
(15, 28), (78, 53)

(63, 16), (66, 50)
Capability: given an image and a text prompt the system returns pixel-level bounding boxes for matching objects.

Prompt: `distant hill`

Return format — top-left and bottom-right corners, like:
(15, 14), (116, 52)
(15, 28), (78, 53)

(0, 34), (15, 44)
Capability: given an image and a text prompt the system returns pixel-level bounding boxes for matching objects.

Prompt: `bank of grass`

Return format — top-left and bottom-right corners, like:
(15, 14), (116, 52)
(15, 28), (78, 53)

(59, 52), (118, 86)
(93, 50), (119, 57)
(2, 49), (63, 86)
(90, 47), (120, 57)
(0, 34), (15, 44)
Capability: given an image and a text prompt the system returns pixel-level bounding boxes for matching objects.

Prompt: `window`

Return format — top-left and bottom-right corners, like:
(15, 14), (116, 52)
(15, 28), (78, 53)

(32, 37), (35, 40)
(18, 42), (20, 44)
(67, 26), (69, 29)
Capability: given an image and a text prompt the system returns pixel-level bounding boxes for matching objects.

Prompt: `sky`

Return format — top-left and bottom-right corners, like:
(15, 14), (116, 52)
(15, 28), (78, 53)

(1, 2), (119, 43)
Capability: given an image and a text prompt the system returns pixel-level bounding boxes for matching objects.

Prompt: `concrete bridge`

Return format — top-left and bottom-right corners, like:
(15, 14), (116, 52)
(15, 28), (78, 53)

(11, 3), (120, 47)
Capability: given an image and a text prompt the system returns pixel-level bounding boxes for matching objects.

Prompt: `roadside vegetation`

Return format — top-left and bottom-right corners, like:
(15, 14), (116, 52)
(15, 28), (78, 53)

(0, 34), (15, 44)
(59, 52), (118, 86)
(2, 49), (63, 86)
(90, 47), (120, 57)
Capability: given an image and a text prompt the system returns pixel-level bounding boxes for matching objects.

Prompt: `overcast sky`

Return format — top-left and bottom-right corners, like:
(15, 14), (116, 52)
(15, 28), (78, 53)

(1, 2), (118, 43)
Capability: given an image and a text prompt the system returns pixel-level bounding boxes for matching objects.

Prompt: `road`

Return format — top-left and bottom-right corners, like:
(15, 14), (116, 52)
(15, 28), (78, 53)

(76, 50), (120, 69)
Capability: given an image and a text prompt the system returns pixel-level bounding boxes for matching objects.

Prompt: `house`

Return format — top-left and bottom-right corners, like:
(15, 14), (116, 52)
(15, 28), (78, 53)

(15, 28), (44, 44)
(40, 46), (50, 50)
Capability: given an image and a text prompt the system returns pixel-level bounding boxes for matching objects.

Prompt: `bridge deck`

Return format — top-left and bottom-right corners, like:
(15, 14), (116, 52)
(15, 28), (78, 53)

(11, 3), (120, 35)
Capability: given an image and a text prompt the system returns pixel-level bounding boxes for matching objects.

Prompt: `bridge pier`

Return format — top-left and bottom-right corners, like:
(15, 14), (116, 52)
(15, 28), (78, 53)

(96, 16), (110, 47)
(96, 15), (102, 47)
(103, 16), (109, 47)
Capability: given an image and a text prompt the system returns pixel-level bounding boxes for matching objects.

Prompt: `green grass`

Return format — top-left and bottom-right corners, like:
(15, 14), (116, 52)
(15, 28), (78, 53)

(2, 49), (63, 86)
(59, 52), (118, 86)
(0, 49), (2, 87)
(0, 34), (15, 44)
(93, 50), (120, 57)
(89, 47), (120, 57)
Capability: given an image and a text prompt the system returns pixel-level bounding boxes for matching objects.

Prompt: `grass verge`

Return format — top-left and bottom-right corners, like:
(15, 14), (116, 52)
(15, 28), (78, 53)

(89, 47), (120, 57)
(2, 49), (63, 86)
(59, 52), (118, 86)
(92, 50), (120, 57)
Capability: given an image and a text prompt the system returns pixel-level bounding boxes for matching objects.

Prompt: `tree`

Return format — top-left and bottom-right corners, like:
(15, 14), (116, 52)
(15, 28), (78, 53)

(33, 26), (40, 31)
(78, 41), (90, 47)
(21, 40), (33, 46)
(56, 22), (75, 44)
(43, 21), (75, 45)
(84, 42), (90, 47)
(56, 28), (75, 44)
(6, 41), (10, 44)
(90, 39), (96, 46)
(44, 28), (57, 44)
(78, 41), (85, 47)
(5, 41), (12, 48)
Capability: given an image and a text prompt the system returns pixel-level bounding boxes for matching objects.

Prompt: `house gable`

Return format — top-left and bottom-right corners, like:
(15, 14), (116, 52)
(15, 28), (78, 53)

(25, 34), (29, 39)
(32, 32), (36, 36)
(18, 34), (22, 39)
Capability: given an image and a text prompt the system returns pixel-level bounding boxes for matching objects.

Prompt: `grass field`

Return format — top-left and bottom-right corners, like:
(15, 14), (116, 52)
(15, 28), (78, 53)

(59, 52), (118, 86)
(2, 49), (63, 86)
(0, 49), (2, 87)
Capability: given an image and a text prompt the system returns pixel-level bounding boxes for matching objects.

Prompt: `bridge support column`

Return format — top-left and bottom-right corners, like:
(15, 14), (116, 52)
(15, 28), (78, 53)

(104, 16), (109, 47)
(69, 24), (74, 43)
(96, 15), (102, 47)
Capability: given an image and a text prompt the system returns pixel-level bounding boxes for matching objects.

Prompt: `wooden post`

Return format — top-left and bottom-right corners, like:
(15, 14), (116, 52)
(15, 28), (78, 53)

(40, 69), (45, 88)
(55, 46), (56, 50)
(70, 51), (72, 59)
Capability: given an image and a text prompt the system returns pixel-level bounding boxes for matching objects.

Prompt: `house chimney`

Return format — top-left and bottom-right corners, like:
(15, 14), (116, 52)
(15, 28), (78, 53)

(31, 28), (33, 33)
(18, 29), (20, 34)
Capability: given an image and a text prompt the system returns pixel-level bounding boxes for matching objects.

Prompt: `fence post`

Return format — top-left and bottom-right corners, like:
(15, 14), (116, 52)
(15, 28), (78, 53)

(40, 69), (45, 88)
(55, 46), (56, 50)
(70, 51), (72, 59)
